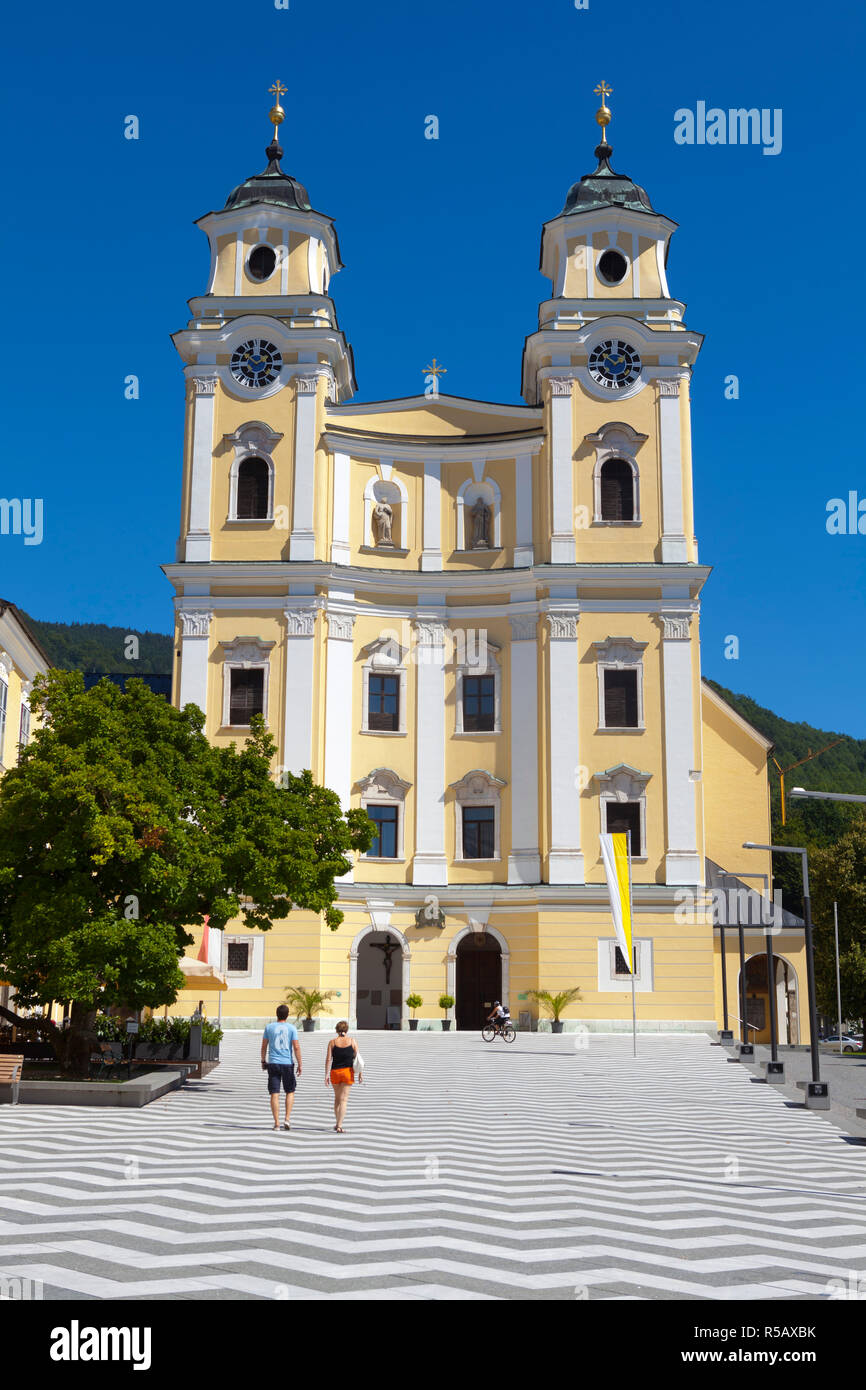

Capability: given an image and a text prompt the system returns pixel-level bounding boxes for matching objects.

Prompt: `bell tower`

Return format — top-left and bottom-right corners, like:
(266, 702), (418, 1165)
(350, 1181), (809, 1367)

(171, 82), (355, 565)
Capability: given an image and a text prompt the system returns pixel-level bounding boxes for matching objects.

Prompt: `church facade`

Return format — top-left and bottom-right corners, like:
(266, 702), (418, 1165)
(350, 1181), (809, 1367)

(165, 91), (806, 1036)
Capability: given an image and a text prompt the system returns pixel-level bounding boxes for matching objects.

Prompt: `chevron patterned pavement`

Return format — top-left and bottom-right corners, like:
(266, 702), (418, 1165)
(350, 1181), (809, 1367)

(1, 1030), (866, 1300)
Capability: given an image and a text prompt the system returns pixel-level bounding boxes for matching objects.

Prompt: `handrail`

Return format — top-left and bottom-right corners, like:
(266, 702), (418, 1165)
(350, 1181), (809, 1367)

(729, 1015), (760, 1033)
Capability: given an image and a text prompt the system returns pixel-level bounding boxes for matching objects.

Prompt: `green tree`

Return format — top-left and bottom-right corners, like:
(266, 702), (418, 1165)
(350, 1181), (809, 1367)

(809, 818), (866, 1027)
(0, 671), (374, 1073)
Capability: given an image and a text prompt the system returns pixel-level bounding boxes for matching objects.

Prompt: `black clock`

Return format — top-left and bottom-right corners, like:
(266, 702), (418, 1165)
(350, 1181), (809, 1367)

(588, 339), (642, 390)
(230, 340), (282, 389)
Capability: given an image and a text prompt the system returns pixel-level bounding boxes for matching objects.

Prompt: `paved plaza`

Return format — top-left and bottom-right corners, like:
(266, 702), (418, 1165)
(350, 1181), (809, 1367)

(2, 1031), (866, 1300)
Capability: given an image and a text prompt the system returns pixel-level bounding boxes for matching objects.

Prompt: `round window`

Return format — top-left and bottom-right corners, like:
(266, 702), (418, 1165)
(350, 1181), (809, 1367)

(248, 245), (277, 282)
(597, 248), (629, 286)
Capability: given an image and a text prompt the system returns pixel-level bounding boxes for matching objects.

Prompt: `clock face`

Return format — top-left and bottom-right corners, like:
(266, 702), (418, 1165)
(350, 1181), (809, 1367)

(230, 339), (282, 390)
(588, 339), (642, 390)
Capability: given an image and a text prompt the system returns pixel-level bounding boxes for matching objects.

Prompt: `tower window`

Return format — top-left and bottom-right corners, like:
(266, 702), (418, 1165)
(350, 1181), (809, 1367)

(366, 804), (399, 859)
(462, 805), (495, 859)
(367, 674), (400, 731)
(247, 244), (277, 282)
(605, 801), (641, 857)
(236, 457), (270, 519)
(599, 458), (635, 521)
(229, 668), (264, 725)
(603, 669), (639, 727)
(598, 249), (628, 286)
(462, 675), (495, 732)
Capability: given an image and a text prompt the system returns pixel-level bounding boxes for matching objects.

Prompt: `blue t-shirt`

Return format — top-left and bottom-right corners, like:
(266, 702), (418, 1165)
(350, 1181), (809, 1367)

(263, 1020), (299, 1065)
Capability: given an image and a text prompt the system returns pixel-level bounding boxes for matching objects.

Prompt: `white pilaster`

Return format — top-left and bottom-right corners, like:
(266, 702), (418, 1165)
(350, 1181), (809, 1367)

(549, 379), (575, 563)
(331, 450), (351, 564)
(323, 608), (355, 809)
(659, 611), (701, 884)
(185, 377), (217, 562)
(514, 454), (534, 567)
(178, 610), (213, 714)
(412, 619), (448, 884)
(282, 604), (320, 776)
(420, 459), (443, 571)
(658, 378), (689, 563)
(508, 614), (540, 883)
(546, 608), (584, 883)
(290, 375), (320, 561)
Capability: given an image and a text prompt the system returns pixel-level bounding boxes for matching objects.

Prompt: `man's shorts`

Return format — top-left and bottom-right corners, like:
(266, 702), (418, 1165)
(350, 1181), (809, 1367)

(266, 1063), (297, 1094)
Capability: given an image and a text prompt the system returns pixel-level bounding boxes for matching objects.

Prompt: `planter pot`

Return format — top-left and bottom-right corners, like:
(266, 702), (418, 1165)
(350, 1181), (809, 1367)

(551, 1020), (564, 1034)
(441, 1019), (451, 1032)
(408, 1019), (419, 1031)
(303, 1019), (315, 1033)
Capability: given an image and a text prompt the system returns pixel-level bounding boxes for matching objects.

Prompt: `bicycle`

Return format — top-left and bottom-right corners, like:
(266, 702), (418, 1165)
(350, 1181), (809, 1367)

(482, 1018), (516, 1043)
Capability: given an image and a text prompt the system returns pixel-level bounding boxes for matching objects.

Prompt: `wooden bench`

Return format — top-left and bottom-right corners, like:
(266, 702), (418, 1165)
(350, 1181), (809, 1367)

(0, 1055), (23, 1105)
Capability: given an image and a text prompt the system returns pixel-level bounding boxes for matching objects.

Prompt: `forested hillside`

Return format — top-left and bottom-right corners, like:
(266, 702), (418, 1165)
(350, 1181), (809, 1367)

(20, 614), (172, 675)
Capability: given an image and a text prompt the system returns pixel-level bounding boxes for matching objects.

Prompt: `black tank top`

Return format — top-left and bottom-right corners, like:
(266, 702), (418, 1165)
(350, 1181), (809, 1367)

(331, 1040), (356, 1068)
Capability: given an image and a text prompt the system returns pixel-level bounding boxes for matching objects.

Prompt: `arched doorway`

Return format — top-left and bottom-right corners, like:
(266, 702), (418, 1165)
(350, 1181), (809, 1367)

(742, 953), (800, 1045)
(356, 932), (404, 1029)
(456, 932), (502, 1030)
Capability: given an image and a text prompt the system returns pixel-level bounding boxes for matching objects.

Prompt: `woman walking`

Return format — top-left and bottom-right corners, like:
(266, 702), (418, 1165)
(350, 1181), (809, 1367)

(325, 1020), (361, 1132)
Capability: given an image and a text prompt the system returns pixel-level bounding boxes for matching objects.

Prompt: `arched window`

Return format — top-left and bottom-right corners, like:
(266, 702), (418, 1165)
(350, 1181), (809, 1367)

(236, 457), (270, 519)
(599, 458), (635, 522)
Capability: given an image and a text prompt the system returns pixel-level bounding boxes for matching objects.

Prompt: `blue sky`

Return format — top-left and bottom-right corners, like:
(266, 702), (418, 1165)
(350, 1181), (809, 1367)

(2, 0), (865, 733)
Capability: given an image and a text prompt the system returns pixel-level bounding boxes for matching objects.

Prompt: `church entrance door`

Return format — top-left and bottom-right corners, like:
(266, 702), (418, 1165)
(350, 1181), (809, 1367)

(456, 933), (502, 1030)
(356, 932), (403, 1029)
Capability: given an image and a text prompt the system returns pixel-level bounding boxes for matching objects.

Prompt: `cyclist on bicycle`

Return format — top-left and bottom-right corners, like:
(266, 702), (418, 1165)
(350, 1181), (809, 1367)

(486, 1001), (510, 1032)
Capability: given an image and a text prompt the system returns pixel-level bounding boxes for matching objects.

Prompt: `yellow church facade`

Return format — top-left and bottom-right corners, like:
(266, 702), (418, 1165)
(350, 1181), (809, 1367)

(164, 91), (807, 1037)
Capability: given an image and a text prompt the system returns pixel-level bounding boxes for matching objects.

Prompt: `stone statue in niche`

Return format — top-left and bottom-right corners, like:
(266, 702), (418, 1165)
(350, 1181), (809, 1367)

(470, 496), (491, 549)
(372, 500), (394, 547)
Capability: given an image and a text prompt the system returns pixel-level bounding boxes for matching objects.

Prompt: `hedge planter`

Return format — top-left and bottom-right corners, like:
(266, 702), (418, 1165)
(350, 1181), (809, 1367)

(302, 1019), (315, 1033)
(441, 1020), (451, 1032)
(551, 1021), (564, 1034)
(408, 1019), (419, 1031)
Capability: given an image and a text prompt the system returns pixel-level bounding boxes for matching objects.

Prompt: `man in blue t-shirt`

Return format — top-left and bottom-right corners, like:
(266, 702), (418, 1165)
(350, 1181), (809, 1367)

(260, 1004), (302, 1130)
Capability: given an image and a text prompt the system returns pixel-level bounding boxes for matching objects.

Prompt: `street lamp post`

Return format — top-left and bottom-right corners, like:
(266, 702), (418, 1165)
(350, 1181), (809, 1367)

(743, 841), (829, 1109)
(731, 870), (784, 1083)
(722, 872), (752, 1059)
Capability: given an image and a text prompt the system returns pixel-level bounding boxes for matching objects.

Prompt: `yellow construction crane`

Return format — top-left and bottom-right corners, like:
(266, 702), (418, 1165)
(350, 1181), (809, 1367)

(773, 741), (844, 825)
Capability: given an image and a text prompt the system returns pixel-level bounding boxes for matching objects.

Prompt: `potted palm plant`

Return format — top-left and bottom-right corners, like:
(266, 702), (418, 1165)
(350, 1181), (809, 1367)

(406, 994), (423, 1030)
(439, 994), (455, 1031)
(285, 986), (336, 1032)
(528, 987), (582, 1034)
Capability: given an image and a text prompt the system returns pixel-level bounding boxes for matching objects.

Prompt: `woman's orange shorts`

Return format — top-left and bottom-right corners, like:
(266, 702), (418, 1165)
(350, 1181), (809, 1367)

(330, 1067), (354, 1085)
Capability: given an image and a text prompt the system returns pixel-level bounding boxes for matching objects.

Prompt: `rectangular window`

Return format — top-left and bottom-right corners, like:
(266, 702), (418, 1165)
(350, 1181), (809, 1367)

(463, 675), (495, 732)
(605, 801), (642, 857)
(462, 805), (495, 859)
(18, 700), (30, 750)
(366, 804), (399, 858)
(367, 673), (400, 731)
(226, 942), (250, 972)
(229, 668), (264, 725)
(614, 944), (639, 977)
(603, 669), (639, 727)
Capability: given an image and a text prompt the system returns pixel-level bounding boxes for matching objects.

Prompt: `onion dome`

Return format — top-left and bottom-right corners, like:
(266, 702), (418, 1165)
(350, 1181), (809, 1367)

(223, 140), (313, 212)
(561, 80), (655, 216)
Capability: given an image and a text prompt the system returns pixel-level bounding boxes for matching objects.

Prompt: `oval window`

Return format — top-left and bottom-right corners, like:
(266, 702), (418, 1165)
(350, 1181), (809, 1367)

(598, 249), (628, 286)
(248, 245), (277, 282)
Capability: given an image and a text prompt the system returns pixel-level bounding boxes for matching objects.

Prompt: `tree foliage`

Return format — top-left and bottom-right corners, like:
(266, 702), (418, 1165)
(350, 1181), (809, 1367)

(0, 671), (373, 1071)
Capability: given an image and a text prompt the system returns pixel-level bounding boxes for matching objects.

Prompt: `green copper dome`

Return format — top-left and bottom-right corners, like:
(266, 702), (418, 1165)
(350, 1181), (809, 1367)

(561, 142), (655, 216)
(224, 140), (313, 213)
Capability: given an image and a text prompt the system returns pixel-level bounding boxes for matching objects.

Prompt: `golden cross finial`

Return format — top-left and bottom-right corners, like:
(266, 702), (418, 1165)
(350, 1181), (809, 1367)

(594, 80), (613, 141)
(268, 80), (287, 139)
(424, 358), (447, 378)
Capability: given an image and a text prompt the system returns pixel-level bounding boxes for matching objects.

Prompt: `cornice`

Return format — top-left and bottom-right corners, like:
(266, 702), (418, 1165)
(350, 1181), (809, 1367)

(321, 428), (544, 463)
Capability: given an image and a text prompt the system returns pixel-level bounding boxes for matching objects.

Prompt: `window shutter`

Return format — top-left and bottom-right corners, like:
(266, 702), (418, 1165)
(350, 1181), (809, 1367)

(600, 459), (634, 522)
(604, 669), (638, 726)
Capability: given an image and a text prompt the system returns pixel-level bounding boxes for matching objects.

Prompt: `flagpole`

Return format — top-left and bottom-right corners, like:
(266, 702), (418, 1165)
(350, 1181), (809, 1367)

(627, 830), (637, 1057)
